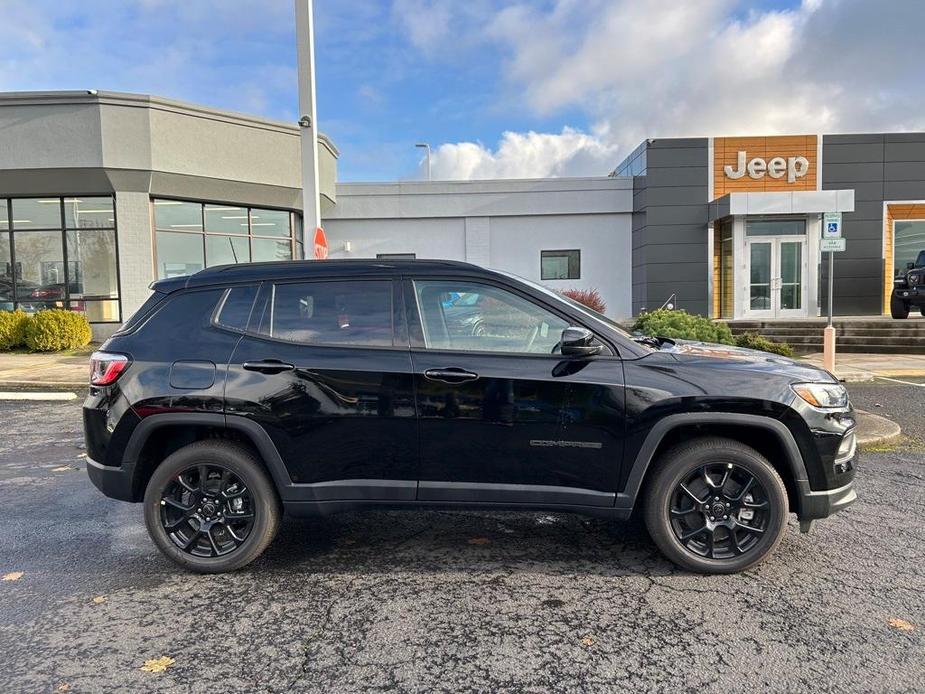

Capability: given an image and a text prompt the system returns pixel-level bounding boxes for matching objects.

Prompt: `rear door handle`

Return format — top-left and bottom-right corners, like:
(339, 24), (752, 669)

(242, 359), (295, 374)
(424, 368), (479, 384)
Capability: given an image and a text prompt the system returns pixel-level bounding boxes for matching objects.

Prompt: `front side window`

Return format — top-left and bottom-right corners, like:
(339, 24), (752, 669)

(255, 280), (393, 347)
(541, 250), (580, 280)
(414, 280), (569, 354)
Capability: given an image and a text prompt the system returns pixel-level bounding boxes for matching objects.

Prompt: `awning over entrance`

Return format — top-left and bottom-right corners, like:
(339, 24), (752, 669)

(708, 190), (855, 222)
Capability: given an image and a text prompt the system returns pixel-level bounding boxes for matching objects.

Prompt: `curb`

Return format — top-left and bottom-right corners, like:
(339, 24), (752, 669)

(855, 409), (903, 447)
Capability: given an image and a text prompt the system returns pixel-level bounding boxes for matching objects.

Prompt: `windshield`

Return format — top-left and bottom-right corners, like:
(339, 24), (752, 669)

(491, 269), (649, 345)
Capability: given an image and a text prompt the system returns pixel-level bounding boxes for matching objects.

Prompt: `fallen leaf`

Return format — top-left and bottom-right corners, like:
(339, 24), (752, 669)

(467, 537), (492, 545)
(140, 656), (175, 673)
(76, 453), (87, 459)
(51, 466), (74, 472)
(2, 572), (24, 581)
(92, 596), (107, 605)
(888, 618), (915, 631)
(56, 683), (70, 692)
(581, 636), (595, 647)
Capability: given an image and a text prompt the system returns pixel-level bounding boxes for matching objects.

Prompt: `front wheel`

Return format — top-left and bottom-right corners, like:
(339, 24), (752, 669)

(891, 295), (909, 319)
(643, 437), (788, 574)
(143, 440), (281, 573)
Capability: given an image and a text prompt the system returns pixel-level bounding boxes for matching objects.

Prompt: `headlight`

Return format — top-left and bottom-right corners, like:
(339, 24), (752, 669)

(791, 382), (849, 408)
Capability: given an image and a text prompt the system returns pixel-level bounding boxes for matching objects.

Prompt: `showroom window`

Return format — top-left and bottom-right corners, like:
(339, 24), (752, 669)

(541, 250), (581, 280)
(0, 196), (120, 322)
(153, 199), (299, 279)
(894, 221), (925, 275)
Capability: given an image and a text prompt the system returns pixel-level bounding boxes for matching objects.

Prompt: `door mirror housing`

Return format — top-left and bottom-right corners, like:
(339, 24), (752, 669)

(560, 326), (603, 357)
(908, 262), (916, 270)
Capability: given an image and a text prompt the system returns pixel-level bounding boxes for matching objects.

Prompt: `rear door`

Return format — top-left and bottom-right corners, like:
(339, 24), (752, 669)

(406, 276), (625, 507)
(225, 276), (417, 501)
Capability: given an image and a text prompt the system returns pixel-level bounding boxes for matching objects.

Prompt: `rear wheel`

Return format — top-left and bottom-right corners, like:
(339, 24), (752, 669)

(891, 295), (909, 319)
(643, 437), (788, 574)
(143, 440), (281, 573)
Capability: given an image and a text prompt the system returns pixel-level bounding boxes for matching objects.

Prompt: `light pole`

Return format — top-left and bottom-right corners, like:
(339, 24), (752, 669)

(295, 0), (321, 257)
(416, 142), (431, 181)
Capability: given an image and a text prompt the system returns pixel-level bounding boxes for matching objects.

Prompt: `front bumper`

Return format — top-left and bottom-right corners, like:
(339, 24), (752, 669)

(797, 478), (857, 520)
(86, 457), (136, 502)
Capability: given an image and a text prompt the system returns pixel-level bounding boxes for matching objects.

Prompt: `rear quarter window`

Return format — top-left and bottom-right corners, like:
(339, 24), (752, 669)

(113, 291), (166, 335)
(214, 285), (258, 332)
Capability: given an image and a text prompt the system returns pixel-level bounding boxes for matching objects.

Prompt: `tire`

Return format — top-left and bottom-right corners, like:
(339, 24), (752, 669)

(643, 436), (788, 574)
(143, 440), (281, 573)
(890, 295), (909, 319)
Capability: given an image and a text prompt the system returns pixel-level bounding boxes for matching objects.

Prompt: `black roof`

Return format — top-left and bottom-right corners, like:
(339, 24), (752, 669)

(151, 259), (486, 292)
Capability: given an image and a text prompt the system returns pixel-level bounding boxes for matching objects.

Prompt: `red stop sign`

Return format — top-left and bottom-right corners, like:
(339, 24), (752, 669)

(313, 226), (328, 259)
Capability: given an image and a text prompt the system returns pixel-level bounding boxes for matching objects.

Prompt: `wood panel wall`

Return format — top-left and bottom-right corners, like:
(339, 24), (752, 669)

(713, 135), (817, 199)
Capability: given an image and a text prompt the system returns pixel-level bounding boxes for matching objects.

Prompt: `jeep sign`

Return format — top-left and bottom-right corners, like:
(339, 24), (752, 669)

(724, 151), (810, 184)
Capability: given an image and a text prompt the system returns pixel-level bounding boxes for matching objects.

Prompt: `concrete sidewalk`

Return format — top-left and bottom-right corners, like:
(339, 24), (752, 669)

(801, 352), (925, 383)
(0, 348), (93, 388)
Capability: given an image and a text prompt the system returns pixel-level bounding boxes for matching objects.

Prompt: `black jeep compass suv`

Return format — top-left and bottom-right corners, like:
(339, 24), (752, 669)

(84, 260), (857, 574)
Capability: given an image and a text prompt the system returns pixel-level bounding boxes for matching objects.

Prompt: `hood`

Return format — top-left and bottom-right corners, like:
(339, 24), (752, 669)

(660, 338), (838, 383)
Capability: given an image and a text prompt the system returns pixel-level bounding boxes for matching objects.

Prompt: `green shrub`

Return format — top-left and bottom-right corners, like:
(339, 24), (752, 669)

(23, 309), (92, 352)
(632, 309), (735, 345)
(0, 309), (30, 350)
(734, 332), (794, 357)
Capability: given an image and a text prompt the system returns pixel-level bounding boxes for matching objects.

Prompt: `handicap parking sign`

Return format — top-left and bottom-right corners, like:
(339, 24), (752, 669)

(823, 212), (842, 238)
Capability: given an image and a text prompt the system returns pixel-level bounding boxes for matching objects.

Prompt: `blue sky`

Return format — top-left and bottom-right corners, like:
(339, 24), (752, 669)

(1, 1), (924, 181)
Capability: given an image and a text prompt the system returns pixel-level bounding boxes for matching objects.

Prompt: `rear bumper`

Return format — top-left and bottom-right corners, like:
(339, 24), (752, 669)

(86, 457), (136, 502)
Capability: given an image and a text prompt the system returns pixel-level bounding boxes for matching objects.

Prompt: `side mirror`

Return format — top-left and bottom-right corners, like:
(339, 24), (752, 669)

(560, 326), (603, 357)
(908, 262), (916, 270)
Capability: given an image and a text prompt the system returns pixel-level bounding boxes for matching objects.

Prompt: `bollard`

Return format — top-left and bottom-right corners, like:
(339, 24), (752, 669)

(823, 325), (836, 373)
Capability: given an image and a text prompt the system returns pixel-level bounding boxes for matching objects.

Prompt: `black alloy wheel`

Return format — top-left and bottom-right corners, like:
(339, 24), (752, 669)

(160, 464), (255, 558)
(144, 440), (280, 573)
(643, 437), (788, 574)
(669, 463), (770, 560)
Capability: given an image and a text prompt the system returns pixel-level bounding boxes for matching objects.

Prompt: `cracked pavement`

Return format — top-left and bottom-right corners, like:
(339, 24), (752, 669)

(0, 385), (923, 693)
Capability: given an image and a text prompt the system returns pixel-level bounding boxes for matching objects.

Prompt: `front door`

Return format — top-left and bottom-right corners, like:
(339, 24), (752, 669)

(406, 277), (624, 507)
(745, 237), (807, 318)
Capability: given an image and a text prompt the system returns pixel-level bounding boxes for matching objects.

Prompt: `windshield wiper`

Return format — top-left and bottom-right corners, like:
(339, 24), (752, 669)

(632, 335), (676, 349)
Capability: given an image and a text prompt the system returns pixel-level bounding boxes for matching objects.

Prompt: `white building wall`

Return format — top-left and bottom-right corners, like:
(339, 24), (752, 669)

(488, 214), (630, 318)
(323, 177), (634, 318)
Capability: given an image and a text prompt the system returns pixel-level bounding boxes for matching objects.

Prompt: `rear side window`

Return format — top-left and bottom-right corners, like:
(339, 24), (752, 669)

(215, 285), (258, 332)
(254, 280), (394, 347)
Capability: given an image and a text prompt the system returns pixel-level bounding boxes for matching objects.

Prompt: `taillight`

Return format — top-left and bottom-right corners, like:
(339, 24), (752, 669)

(89, 352), (130, 386)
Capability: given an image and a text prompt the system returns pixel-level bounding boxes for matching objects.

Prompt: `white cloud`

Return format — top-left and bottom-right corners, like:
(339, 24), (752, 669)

(428, 127), (621, 180)
(421, 0), (925, 179)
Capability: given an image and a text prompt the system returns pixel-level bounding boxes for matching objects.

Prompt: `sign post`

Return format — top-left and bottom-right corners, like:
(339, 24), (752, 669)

(821, 213), (843, 372)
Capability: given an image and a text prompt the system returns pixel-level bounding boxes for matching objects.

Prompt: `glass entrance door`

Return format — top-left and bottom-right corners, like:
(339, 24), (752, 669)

(746, 237), (806, 318)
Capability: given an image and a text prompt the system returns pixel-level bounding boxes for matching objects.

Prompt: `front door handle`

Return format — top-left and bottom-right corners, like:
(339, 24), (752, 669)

(242, 359), (295, 374)
(424, 367), (479, 384)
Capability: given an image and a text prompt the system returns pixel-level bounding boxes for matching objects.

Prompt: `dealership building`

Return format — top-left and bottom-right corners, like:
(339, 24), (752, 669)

(2, 90), (924, 339)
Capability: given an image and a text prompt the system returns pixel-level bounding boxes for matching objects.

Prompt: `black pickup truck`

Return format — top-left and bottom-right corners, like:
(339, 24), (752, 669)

(891, 250), (925, 319)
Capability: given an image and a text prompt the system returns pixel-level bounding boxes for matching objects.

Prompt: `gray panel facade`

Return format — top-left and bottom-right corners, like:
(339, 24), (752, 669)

(822, 132), (925, 315)
(629, 138), (710, 315)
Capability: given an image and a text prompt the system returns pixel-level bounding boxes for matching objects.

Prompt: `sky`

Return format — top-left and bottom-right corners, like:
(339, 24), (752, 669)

(1, 0), (924, 182)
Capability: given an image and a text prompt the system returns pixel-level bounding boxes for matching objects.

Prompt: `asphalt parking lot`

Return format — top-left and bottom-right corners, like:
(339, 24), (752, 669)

(1, 383), (923, 693)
